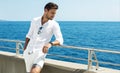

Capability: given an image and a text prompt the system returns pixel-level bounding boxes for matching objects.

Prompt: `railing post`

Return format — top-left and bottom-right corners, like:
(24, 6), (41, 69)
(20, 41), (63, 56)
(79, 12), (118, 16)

(88, 50), (92, 70)
(16, 41), (20, 55)
(92, 51), (99, 70)
(88, 50), (99, 70)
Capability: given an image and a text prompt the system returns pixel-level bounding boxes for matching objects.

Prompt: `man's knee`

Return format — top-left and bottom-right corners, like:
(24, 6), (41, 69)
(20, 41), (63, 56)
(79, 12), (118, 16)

(31, 68), (40, 73)
(30, 66), (41, 73)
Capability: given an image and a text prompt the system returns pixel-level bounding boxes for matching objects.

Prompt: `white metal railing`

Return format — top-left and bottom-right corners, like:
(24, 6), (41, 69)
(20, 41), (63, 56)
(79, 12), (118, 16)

(0, 39), (120, 70)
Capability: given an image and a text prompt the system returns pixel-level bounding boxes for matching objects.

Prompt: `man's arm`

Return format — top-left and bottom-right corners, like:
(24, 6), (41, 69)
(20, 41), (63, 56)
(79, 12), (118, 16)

(42, 22), (63, 53)
(23, 19), (35, 51)
(23, 38), (30, 51)
(50, 40), (60, 46)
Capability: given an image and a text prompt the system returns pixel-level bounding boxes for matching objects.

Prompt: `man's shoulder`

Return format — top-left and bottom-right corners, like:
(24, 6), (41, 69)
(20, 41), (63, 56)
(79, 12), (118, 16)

(32, 16), (41, 22)
(49, 20), (59, 25)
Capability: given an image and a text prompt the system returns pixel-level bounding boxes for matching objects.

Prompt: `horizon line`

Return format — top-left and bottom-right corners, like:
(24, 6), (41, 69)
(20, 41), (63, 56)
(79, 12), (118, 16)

(0, 19), (120, 22)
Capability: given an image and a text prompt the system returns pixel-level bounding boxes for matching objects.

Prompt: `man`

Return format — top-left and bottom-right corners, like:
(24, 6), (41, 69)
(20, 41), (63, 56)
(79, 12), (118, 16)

(23, 2), (63, 73)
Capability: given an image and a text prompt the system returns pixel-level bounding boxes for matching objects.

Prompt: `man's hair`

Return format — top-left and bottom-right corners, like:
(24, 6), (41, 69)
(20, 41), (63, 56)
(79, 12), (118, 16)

(44, 2), (58, 11)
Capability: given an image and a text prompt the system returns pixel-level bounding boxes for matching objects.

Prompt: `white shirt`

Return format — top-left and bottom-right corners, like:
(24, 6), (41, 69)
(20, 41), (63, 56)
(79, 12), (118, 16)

(26, 17), (63, 51)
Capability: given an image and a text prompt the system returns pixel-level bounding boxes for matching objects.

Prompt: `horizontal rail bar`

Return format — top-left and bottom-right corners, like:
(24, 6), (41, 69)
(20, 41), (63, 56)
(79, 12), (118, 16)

(58, 45), (120, 54)
(0, 46), (23, 51)
(98, 61), (120, 67)
(0, 39), (24, 43)
(48, 54), (120, 67)
(0, 46), (15, 50)
(47, 54), (87, 61)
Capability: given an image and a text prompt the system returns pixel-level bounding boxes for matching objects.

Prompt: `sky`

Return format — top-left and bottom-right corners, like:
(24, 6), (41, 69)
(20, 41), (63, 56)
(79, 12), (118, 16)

(0, 0), (120, 21)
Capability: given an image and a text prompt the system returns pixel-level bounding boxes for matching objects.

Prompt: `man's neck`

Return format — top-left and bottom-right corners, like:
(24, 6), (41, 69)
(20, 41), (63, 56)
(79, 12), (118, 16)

(41, 16), (49, 25)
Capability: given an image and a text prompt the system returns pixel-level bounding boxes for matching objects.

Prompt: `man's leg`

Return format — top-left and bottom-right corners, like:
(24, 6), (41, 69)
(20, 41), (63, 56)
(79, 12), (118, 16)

(30, 64), (42, 73)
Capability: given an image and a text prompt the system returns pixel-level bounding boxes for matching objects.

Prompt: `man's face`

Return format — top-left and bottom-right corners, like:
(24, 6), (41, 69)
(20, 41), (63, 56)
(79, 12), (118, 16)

(45, 9), (57, 20)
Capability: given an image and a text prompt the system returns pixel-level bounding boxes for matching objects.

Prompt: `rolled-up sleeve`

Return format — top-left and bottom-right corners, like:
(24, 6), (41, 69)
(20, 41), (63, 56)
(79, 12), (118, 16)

(53, 23), (64, 45)
(26, 19), (35, 39)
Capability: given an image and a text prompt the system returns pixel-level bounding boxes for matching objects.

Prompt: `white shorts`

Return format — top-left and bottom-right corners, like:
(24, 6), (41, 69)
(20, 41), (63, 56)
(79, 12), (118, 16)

(23, 49), (46, 72)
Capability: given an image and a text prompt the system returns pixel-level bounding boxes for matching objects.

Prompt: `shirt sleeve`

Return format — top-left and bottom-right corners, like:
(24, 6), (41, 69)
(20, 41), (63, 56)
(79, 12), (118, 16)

(53, 22), (64, 45)
(26, 19), (35, 39)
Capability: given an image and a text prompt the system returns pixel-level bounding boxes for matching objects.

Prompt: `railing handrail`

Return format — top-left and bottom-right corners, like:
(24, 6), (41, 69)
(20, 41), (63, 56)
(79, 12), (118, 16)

(0, 38), (120, 70)
(0, 39), (24, 43)
(59, 45), (120, 54)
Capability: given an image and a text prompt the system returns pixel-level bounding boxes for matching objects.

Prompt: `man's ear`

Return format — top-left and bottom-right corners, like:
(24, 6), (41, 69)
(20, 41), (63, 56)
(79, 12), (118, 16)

(44, 9), (48, 12)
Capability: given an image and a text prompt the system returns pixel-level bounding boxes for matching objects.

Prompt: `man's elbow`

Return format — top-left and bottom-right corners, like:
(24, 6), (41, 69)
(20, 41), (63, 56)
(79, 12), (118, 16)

(57, 39), (63, 45)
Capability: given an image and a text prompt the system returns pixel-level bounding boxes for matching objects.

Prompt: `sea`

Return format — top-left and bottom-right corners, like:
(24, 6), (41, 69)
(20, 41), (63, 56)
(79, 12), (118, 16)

(0, 21), (120, 70)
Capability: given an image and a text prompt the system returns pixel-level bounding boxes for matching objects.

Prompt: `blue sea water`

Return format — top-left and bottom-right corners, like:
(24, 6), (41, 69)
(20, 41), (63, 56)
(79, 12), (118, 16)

(0, 21), (120, 70)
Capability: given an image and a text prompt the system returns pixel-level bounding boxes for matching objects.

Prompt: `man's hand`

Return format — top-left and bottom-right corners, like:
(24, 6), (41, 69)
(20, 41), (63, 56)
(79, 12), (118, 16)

(23, 48), (25, 51)
(42, 43), (52, 53)
(23, 38), (30, 52)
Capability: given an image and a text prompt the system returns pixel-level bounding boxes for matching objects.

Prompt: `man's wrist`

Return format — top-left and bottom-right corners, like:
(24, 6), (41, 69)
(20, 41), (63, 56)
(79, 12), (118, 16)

(49, 42), (54, 46)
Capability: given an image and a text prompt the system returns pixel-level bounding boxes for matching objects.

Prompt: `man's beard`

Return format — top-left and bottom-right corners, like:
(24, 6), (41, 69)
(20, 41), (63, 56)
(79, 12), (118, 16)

(46, 15), (53, 20)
